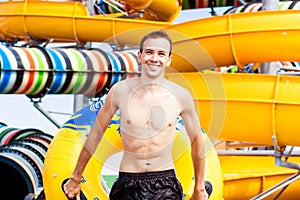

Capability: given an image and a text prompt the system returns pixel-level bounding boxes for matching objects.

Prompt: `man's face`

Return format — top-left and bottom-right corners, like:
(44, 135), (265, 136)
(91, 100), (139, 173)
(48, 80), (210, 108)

(138, 38), (172, 78)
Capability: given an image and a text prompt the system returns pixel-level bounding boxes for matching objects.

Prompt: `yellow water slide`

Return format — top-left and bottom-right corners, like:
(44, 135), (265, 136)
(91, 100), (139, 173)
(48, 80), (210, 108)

(165, 72), (300, 147)
(219, 154), (300, 200)
(123, 0), (182, 21)
(1, 1), (300, 71)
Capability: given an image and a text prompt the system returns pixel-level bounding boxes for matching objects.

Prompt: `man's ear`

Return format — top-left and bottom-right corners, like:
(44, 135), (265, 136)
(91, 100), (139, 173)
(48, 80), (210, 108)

(137, 51), (141, 63)
(167, 55), (172, 67)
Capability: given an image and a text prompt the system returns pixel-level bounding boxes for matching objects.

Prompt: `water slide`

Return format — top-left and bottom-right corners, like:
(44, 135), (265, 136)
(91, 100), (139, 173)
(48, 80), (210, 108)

(0, 46), (140, 97)
(0, 123), (53, 200)
(2, 0), (300, 71)
(165, 72), (300, 147)
(1, 0), (300, 199)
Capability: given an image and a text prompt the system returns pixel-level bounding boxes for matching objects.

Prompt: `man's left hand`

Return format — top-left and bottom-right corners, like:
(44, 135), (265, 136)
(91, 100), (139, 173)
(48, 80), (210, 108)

(190, 188), (209, 200)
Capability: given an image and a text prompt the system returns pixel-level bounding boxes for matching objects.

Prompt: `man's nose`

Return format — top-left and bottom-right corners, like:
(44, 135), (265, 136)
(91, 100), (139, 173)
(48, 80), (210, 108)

(151, 52), (159, 61)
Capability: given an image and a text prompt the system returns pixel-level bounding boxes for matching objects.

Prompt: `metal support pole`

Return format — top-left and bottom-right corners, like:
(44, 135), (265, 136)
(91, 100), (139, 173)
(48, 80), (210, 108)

(262, 0), (279, 10)
(85, 0), (95, 15)
(272, 135), (300, 170)
(260, 0), (279, 74)
(73, 95), (90, 113)
(33, 102), (61, 129)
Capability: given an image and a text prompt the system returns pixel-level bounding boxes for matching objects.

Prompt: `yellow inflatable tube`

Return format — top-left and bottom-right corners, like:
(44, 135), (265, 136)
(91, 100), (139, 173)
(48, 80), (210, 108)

(43, 97), (223, 199)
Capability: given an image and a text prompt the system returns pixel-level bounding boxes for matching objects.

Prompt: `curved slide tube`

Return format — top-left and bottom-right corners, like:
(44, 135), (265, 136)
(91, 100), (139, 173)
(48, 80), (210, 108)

(121, 0), (182, 22)
(43, 96), (223, 200)
(219, 154), (300, 199)
(0, 123), (53, 199)
(2, 1), (300, 71)
(0, 46), (140, 97)
(165, 72), (300, 148)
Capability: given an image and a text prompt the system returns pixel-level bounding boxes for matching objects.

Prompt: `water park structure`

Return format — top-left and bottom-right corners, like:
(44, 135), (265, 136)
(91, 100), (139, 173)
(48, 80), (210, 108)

(1, 0), (300, 199)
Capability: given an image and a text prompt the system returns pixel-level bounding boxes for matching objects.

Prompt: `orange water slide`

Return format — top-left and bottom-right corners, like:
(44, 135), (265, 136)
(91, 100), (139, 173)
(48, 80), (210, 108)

(1, 1), (300, 71)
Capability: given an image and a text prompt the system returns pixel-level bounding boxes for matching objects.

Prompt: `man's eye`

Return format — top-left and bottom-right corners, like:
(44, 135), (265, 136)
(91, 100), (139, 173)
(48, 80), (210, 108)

(145, 51), (153, 54)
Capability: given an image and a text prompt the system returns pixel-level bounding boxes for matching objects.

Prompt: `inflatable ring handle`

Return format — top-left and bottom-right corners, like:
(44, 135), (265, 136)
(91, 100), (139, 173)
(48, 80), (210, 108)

(205, 180), (213, 198)
(61, 178), (87, 200)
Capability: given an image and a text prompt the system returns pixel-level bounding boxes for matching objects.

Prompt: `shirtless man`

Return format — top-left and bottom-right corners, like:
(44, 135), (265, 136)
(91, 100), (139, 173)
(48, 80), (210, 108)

(63, 31), (208, 200)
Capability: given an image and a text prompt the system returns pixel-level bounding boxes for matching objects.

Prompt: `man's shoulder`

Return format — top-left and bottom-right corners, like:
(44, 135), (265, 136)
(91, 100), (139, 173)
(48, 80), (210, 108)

(112, 77), (138, 92)
(166, 80), (190, 95)
(165, 80), (194, 107)
(117, 77), (138, 86)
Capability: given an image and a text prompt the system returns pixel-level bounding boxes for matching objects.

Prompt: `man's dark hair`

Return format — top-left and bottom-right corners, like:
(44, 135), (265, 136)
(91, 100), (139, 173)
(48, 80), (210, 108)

(139, 31), (172, 55)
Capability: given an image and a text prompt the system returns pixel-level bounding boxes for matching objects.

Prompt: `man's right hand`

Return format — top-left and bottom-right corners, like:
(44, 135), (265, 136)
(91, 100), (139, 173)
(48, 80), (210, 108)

(62, 177), (81, 200)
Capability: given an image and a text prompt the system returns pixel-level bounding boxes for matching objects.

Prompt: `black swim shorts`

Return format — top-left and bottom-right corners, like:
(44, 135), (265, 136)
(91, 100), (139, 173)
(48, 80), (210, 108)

(109, 169), (183, 200)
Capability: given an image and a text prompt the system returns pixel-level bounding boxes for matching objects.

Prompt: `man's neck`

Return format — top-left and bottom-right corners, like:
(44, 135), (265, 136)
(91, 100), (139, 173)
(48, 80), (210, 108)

(136, 77), (170, 96)
(140, 72), (166, 83)
(139, 76), (165, 88)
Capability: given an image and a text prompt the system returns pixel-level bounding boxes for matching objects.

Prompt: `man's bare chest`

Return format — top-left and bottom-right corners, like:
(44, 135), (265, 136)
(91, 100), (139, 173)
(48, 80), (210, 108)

(119, 94), (181, 130)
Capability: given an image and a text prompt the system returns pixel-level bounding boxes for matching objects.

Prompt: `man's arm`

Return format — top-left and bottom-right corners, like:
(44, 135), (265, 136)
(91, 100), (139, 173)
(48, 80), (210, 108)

(180, 90), (208, 200)
(63, 86), (119, 199)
